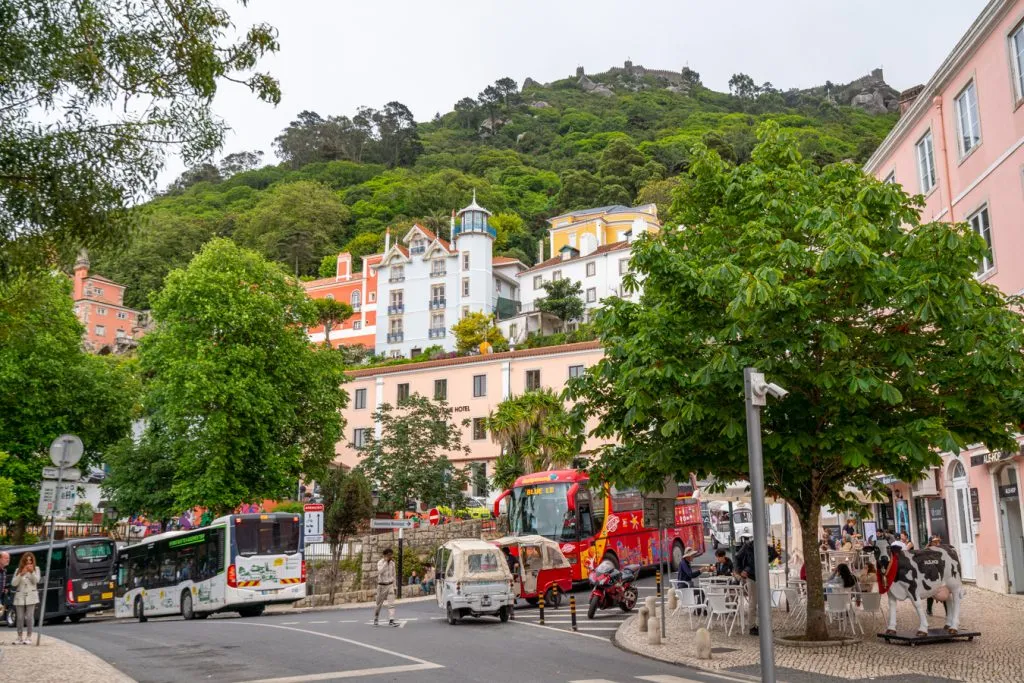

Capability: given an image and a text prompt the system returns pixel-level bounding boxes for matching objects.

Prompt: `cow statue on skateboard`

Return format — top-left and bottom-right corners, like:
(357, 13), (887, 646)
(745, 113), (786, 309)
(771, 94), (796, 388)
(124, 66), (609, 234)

(873, 535), (963, 636)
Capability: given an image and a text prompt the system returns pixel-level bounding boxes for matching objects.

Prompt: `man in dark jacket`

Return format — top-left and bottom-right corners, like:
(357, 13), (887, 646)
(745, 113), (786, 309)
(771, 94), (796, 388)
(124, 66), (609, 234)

(735, 540), (758, 635)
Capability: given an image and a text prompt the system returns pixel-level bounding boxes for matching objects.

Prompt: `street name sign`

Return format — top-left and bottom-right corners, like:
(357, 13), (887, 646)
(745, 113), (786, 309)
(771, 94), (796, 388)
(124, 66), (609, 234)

(303, 503), (324, 543)
(42, 467), (81, 481)
(370, 519), (415, 529)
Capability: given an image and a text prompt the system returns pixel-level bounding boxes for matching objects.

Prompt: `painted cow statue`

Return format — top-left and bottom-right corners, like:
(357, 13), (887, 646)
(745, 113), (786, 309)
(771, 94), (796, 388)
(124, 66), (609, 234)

(873, 535), (964, 636)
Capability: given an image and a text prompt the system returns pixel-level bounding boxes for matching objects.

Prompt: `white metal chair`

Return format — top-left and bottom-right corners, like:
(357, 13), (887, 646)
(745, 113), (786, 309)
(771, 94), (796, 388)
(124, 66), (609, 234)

(858, 592), (883, 630)
(672, 587), (706, 628)
(705, 591), (739, 636)
(824, 591), (859, 635)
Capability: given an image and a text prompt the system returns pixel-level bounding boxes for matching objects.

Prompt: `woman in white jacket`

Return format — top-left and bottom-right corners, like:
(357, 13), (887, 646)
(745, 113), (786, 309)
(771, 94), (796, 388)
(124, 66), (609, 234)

(11, 552), (40, 644)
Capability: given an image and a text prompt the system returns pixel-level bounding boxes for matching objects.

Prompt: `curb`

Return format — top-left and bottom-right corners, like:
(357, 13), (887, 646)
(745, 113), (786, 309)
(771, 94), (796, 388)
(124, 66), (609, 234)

(611, 614), (761, 683)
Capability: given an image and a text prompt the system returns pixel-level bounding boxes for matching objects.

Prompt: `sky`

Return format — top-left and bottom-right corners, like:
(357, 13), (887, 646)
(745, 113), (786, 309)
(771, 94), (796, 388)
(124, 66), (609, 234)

(163, 0), (990, 185)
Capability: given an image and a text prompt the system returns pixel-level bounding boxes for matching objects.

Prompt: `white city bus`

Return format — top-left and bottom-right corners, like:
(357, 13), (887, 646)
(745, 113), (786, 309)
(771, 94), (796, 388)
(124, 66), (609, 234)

(114, 513), (306, 621)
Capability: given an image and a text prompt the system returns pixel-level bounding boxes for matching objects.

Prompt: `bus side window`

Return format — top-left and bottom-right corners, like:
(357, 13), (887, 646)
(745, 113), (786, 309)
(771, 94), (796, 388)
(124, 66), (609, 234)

(578, 503), (594, 538)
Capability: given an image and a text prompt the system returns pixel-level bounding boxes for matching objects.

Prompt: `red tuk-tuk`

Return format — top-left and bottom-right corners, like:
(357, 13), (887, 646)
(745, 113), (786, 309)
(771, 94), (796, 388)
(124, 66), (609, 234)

(493, 535), (572, 607)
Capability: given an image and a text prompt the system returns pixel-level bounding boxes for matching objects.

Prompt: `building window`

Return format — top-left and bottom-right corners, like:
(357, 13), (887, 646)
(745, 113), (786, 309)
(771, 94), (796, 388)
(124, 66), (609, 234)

(955, 81), (981, 156)
(431, 284), (445, 308)
(510, 323), (518, 339)
(117, 311), (128, 320)
(397, 383), (410, 402)
(354, 388), (367, 410)
(389, 318), (403, 334)
(369, 292), (376, 302)
(390, 265), (405, 282)
(1012, 22), (1024, 99)
(434, 379), (447, 401)
(353, 428), (370, 448)
(496, 279), (502, 294)
(462, 306), (470, 319)
(552, 270), (562, 281)
(91, 287), (104, 297)
(569, 364), (585, 378)
(462, 278), (470, 297)
(462, 252), (470, 270)
(389, 290), (403, 314)
(473, 374), (486, 397)
(533, 275), (543, 290)
(431, 258), (446, 276)
(525, 369), (541, 391)
(353, 320), (362, 330)
(96, 307), (107, 315)
(916, 131), (936, 193)
(586, 287), (597, 303)
(351, 290), (361, 310)
(472, 418), (487, 441)
(95, 325), (105, 336)
(883, 171), (895, 184)
(968, 206), (994, 275)
(619, 258), (629, 275)
(324, 294), (334, 300)
(586, 261), (596, 277)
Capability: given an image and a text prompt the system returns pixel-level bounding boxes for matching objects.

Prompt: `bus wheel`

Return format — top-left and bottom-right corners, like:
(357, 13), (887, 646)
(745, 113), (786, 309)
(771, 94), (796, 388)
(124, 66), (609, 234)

(601, 552), (619, 570)
(134, 597), (147, 623)
(238, 605), (265, 618)
(670, 541), (684, 572)
(181, 591), (195, 620)
(68, 614), (85, 624)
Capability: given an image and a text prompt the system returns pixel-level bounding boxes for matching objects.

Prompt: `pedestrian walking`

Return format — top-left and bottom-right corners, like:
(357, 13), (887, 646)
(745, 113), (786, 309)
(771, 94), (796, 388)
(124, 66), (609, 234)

(734, 540), (758, 635)
(11, 552), (39, 644)
(374, 548), (398, 627)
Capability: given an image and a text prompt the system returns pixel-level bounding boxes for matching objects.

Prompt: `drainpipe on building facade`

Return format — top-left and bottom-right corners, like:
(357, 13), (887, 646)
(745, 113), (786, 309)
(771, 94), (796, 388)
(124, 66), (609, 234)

(933, 95), (956, 221)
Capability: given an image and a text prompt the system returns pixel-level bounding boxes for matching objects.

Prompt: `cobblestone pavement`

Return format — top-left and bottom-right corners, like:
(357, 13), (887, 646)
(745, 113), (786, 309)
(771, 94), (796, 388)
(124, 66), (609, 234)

(616, 585), (1024, 683)
(0, 634), (134, 682)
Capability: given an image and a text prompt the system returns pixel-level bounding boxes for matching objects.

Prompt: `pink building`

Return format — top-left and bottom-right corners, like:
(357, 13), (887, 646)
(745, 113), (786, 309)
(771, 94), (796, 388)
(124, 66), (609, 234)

(338, 341), (605, 501)
(72, 250), (148, 353)
(864, 0), (1024, 594)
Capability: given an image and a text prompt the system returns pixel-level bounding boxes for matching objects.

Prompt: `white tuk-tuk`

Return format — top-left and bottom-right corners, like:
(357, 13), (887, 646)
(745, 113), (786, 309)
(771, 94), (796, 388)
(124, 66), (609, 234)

(435, 539), (515, 625)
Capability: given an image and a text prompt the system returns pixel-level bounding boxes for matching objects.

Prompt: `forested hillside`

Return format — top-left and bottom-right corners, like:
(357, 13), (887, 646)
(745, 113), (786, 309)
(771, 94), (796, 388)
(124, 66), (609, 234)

(91, 68), (899, 309)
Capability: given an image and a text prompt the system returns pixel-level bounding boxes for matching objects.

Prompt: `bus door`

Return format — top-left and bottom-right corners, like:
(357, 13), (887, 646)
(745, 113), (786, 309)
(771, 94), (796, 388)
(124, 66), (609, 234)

(40, 546), (68, 617)
(574, 488), (596, 576)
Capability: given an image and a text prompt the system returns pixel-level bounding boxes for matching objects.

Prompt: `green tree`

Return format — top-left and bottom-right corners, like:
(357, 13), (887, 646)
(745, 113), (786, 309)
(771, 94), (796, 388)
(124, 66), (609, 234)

(71, 502), (95, 523)
(487, 389), (580, 486)
(0, 453), (17, 520)
(0, 273), (137, 538)
(322, 467), (373, 602)
(537, 277), (584, 325)
(236, 181), (351, 276)
(491, 453), (525, 493)
(340, 232), (385, 273)
(319, 253), (339, 279)
(356, 394), (469, 514)
(312, 297), (354, 346)
(568, 124), (1024, 640)
(1, 0), (280, 275)
(123, 239), (347, 514)
(219, 150), (265, 178)
(450, 312), (509, 354)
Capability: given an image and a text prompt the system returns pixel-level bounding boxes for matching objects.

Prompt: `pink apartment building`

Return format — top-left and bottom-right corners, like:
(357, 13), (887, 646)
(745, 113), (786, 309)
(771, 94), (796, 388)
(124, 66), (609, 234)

(72, 250), (148, 353)
(864, 0), (1024, 593)
(338, 341), (605, 501)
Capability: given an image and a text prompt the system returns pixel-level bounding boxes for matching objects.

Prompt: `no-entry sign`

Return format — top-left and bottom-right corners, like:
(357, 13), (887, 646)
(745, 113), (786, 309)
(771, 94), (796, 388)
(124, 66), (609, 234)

(428, 508), (440, 526)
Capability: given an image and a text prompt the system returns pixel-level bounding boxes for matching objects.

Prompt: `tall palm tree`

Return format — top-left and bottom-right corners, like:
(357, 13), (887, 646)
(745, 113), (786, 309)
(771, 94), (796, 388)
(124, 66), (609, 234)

(486, 389), (579, 487)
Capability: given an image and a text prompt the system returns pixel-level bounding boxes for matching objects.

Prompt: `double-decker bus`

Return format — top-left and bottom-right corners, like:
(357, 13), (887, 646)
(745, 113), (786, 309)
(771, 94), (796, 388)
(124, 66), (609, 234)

(114, 512), (305, 621)
(494, 470), (704, 581)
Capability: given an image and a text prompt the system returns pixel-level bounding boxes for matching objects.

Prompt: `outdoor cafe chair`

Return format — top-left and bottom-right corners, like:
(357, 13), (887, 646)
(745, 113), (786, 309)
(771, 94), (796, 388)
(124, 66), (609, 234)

(824, 591), (860, 635)
(705, 591), (739, 636)
(858, 592), (883, 630)
(672, 587), (706, 628)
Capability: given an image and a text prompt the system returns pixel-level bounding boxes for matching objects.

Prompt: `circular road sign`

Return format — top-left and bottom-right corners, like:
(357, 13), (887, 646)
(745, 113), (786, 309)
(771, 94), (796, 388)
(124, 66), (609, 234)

(49, 434), (84, 468)
(428, 508), (440, 526)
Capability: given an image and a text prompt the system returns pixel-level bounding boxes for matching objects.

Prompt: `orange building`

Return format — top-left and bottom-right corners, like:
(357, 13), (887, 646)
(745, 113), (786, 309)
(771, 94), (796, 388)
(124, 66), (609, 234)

(72, 250), (148, 353)
(302, 251), (380, 348)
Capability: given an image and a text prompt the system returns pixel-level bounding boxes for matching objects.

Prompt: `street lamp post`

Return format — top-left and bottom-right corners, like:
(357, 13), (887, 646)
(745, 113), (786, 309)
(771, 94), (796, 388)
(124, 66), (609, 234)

(744, 367), (788, 683)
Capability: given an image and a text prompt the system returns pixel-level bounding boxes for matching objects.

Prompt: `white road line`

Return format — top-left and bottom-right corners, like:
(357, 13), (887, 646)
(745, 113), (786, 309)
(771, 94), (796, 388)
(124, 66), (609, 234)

(509, 617), (606, 641)
(308, 620), (328, 624)
(569, 679), (619, 683)
(635, 676), (706, 682)
(280, 621), (299, 625)
(576, 627), (620, 631)
(337, 619), (357, 623)
(227, 622), (444, 683)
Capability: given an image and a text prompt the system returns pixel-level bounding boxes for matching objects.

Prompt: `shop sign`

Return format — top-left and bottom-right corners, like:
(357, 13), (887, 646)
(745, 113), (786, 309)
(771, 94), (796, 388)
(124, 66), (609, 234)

(877, 475), (901, 485)
(999, 484), (1019, 500)
(970, 451), (1014, 467)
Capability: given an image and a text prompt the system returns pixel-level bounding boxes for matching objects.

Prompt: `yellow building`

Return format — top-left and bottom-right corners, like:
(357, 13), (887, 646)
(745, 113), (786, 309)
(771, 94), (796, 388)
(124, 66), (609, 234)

(545, 204), (660, 259)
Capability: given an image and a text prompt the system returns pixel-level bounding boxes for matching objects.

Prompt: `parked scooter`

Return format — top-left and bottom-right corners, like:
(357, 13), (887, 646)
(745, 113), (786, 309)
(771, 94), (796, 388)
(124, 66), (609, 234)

(587, 559), (639, 619)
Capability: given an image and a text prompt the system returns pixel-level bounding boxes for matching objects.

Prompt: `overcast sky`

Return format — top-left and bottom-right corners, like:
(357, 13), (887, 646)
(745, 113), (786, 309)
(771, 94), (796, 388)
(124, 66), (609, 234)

(166, 0), (988, 184)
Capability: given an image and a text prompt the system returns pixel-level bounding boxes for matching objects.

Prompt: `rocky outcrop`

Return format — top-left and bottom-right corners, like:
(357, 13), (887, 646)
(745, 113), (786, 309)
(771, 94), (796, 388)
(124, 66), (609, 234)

(522, 77), (541, 90)
(529, 100), (551, 109)
(850, 89), (889, 115)
(578, 75), (614, 97)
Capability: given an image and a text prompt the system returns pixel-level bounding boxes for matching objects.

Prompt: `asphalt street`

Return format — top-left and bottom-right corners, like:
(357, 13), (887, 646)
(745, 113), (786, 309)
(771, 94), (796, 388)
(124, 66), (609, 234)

(47, 549), (747, 683)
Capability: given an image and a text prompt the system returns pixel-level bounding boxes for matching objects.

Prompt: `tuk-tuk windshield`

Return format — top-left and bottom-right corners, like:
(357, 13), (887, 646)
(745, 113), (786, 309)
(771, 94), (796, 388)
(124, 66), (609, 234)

(466, 551), (502, 574)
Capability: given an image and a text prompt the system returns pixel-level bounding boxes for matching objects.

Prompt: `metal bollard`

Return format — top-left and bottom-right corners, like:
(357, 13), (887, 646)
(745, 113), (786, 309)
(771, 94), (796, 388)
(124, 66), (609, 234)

(569, 594), (577, 631)
(538, 594), (545, 625)
(656, 569), (662, 599)
(551, 585), (558, 609)
(647, 615), (661, 645)
(638, 605), (649, 632)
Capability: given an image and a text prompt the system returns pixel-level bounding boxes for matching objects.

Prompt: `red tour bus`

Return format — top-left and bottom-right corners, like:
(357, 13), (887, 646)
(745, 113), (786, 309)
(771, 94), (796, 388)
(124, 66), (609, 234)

(493, 469), (704, 581)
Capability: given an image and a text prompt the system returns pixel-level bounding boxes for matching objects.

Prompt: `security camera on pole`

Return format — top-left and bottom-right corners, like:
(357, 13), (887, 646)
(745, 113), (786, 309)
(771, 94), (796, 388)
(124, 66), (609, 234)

(744, 369), (787, 683)
(36, 434), (83, 646)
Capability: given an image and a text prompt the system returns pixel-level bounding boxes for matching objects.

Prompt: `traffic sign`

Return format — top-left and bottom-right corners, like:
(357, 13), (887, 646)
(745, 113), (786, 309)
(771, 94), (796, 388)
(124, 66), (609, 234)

(370, 519), (415, 529)
(49, 434), (83, 468)
(37, 480), (76, 517)
(304, 503), (324, 544)
(428, 508), (440, 526)
(42, 467), (81, 481)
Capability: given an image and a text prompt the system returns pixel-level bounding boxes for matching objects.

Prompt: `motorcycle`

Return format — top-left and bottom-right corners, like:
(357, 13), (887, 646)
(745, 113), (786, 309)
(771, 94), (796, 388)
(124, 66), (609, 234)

(587, 559), (639, 619)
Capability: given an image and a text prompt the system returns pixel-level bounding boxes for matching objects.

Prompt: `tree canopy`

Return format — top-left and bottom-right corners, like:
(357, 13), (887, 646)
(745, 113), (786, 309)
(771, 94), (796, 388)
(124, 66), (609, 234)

(567, 124), (1024, 639)
(108, 239), (347, 515)
(1, 0), (280, 276)
(451, 312), (509, 354)
(537, 277), (585, 324)
(487, 389), (581, 490)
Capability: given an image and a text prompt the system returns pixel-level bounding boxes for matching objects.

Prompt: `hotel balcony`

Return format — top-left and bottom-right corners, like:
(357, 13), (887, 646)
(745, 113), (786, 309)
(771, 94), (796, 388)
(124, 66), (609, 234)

(430, 298), (446, 310)
(387, 332), (404, 343)
(430, 269), (447, 278)
(428, 327), (446, 339)
(389, 275), (405, 283)
(387, 304), (405, 315)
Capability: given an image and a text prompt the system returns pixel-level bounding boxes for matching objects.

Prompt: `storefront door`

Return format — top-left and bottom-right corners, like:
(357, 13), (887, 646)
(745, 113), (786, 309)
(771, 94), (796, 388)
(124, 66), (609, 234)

(914, 497), (929, 548)
(950, 460), (976, 581)
(998, 468), (1024, 594)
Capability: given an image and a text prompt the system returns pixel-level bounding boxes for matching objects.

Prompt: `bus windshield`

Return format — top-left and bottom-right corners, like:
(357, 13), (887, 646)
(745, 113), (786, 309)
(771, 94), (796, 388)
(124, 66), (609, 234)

(234, 517), (301, 556)
(74, 541), (113, 563)
(509, 483), (576, 542)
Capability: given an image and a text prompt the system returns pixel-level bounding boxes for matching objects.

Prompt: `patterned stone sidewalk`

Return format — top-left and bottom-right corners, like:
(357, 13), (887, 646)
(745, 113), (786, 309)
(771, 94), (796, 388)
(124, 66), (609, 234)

(615, 585), (1023, 683)
(0, 634), (134, 682)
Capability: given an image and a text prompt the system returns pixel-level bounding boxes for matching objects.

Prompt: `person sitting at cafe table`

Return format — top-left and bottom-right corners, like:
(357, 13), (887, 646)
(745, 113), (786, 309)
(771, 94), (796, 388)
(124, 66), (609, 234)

(675, 547), (702, 586)
(826, 563), (859, 591)
(710, 549), (734, 577)
(842, 518), (857, 539)
(859, 562), (877, 593)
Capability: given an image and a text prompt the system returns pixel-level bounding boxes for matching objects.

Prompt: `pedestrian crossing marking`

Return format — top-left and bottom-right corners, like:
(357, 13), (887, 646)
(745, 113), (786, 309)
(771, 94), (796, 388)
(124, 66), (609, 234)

(635, 676), (706, 683)
(576, 627), (619, 631)
(569, 679), (619, 683)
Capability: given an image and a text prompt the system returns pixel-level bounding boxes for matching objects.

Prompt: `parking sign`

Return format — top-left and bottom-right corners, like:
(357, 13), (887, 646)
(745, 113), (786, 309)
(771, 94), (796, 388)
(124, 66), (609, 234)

(304, 503), (324, 543)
